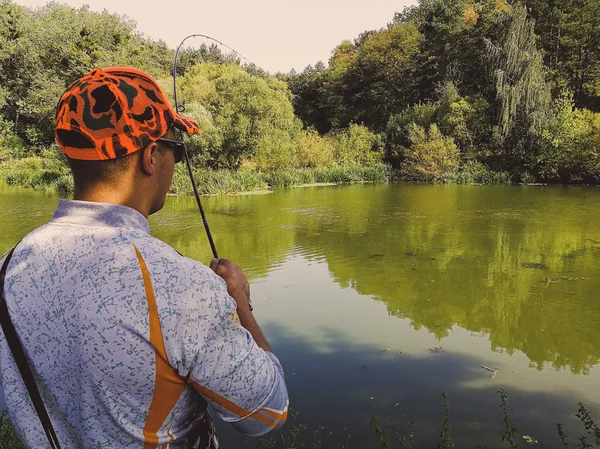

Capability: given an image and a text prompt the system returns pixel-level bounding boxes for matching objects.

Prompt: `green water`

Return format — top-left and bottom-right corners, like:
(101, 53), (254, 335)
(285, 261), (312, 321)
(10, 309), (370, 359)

(1, 183), (600, 447)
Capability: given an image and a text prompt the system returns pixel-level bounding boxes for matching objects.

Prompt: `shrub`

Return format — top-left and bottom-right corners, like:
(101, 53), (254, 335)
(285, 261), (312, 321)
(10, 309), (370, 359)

(436, 84), (489, 157)
(402, 124), (460, 179)
(333, 124), (383, 167)
(385, 103), (437, 167)
(0, 131), (24, 162)
(538, 93), (600, 182)
(442, 160), (512, 184)
(254, 128), (298, 171)
(296, 129), (335, 169)
(177, 63), (299, 170)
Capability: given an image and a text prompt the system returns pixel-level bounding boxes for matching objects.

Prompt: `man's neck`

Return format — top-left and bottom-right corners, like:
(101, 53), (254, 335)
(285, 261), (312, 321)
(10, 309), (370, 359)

(73, 188), (151, 218)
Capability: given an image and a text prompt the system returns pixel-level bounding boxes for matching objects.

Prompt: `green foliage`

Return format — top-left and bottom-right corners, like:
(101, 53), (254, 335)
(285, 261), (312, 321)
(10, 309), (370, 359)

(523, 0), (600, 109)
(332, 124), (383, 167)
(436, 83), (490, 157)
(1, 0), (600, 188)
(486, 4), (552, 139)
(288, 0), (600, 183)
(254, 128), (299, 171)
(557, 423), (570, 449)
(0, 122), (23, 162)
(442, 160), (512, 184)
(285, 63), (329, 134)
(296, 129), (335, 168)
(165, 165), (391, 195)
(370, 416), (415, 449)
(498, 389), (523, 449)
(435, 392), (455, 449)
(0, 1), (173, 149)
(179, 63), (300, 170)
(473, 419), (490, 449)
(288, 22), (422, 132)
(402, 124), (460, 179)
(385, 84), (490, 168)
(0, 411), (26, 449)
(538, 93), (600, 182)
(0, 150), (70, 193)
(575, 402), (600, 448)
(385, 103), (438, 167)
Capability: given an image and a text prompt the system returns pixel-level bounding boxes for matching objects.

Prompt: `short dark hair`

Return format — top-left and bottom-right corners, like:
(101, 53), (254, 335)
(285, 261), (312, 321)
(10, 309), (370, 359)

(67, 152), (136, 190)
(66, 139), (172, 191)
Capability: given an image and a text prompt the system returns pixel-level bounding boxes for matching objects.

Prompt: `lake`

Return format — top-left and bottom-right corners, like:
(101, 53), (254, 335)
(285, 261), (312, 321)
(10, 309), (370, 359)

(1, 183), (600, 448)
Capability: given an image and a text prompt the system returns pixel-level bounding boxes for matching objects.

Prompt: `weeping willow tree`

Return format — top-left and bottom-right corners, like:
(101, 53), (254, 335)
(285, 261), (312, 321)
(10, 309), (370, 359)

(485, 4), (551, 168)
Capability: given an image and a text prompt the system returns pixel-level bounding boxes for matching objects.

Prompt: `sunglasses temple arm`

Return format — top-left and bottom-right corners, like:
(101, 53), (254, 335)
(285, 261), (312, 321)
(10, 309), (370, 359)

(178, 128), (219, 260)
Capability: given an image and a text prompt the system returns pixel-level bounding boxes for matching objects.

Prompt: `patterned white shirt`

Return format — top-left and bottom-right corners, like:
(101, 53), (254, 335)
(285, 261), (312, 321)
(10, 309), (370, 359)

(0, 200), (288, 448)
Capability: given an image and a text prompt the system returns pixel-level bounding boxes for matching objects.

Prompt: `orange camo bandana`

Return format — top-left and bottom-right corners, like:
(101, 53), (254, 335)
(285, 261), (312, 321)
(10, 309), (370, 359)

(55, 67), (199, 161)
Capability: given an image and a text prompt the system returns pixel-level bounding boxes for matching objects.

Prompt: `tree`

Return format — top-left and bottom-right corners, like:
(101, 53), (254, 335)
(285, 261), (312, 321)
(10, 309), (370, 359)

(407, 0), (509, 102)
(0, 1), (175, 148)
(523, 0), (600, 110)
(178, 63), (300, 170)
(286, 63), (330, 133)
(485, 4), (552, 170)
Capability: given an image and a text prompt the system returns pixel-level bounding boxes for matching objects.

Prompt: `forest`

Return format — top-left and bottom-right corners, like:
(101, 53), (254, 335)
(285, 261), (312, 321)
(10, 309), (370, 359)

(1, 0), (600, 193)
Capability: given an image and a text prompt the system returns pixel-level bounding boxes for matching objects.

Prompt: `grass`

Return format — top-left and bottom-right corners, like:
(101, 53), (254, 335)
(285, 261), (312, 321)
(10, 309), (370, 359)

(0, 156), (72, 194)
(0, 153), (555, 196)
(1, 389), (599, 448)
(171, 164), (393, 196)
(0, 155), (393, 196)
(0, 412), (24, 449)
(246, 391), (600, 449)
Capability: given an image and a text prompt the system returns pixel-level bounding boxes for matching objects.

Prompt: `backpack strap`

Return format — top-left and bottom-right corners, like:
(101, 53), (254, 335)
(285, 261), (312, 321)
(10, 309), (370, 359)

(0, 247), (62, 449)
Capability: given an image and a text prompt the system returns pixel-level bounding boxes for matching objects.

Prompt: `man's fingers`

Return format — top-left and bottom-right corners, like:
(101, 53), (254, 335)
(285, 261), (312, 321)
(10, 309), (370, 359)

(209, 258), (219, 271)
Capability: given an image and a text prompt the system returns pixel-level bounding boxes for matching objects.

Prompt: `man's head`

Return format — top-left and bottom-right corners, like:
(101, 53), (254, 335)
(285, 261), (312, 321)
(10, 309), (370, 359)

(54, 67), (199, 216)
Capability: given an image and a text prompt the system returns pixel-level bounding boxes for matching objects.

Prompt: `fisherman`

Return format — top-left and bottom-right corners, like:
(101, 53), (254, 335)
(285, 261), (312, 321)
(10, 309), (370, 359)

(0, 67), (288, 448)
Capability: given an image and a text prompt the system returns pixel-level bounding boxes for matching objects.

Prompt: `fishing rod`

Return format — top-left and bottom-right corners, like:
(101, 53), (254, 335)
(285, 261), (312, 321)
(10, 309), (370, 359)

(172, 35), (256, 310)
(172, 35), (257, 260)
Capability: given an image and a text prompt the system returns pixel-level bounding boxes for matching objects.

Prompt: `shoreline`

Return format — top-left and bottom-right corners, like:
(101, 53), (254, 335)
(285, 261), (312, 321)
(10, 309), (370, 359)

(2, 164), (598, 197)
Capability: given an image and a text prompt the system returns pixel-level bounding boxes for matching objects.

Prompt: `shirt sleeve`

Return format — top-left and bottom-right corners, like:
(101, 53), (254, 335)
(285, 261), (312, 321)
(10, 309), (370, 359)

(167, 260), (289, 436)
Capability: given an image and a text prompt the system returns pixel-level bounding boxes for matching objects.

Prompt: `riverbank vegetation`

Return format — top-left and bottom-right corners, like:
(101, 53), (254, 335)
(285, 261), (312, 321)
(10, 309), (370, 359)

(2, 391), (599, 448)
(1, 0), (600, 194)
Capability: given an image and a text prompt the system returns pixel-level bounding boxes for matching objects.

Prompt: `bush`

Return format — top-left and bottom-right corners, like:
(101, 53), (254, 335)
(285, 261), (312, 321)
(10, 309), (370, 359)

(332, 124), (383, 167)
(436, 84), (490, 157)
(296, 129), (335, 169)
(538, 94), (600, 182)
(254, 128), (298, 171)
(0, 113), (24, 159)
(441, 160), (512, 184)
(0, 151), (71, 193)
(177, 103), (222, 168)
(402, 124), (460, 179)
(385, 103), (438, 167)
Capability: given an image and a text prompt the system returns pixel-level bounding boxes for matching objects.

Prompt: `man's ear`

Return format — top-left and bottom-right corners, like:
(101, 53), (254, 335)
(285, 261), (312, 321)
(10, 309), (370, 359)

(140, 142), (160, 176)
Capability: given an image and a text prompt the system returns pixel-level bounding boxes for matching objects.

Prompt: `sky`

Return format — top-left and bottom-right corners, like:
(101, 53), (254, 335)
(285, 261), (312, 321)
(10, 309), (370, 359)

(15, 0), (415, 74)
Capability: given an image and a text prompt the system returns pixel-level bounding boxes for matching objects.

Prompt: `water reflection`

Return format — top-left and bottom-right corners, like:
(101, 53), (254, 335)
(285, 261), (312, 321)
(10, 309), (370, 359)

(151, 184), (600, 375)
(2, 184), (599, 377)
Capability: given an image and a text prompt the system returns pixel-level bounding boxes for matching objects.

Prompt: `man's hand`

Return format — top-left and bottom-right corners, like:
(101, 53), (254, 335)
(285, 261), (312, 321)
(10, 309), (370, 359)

(210, 258), (250, 307)
(210, 258), (272, 352)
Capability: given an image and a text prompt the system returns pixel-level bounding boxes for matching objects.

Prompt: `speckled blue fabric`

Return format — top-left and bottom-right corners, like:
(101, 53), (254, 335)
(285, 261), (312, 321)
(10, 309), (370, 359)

(0, 200), (288, 448)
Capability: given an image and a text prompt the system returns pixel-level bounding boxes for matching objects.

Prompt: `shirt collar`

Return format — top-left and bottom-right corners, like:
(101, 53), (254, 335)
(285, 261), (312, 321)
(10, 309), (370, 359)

(51, 200), (150, 234)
